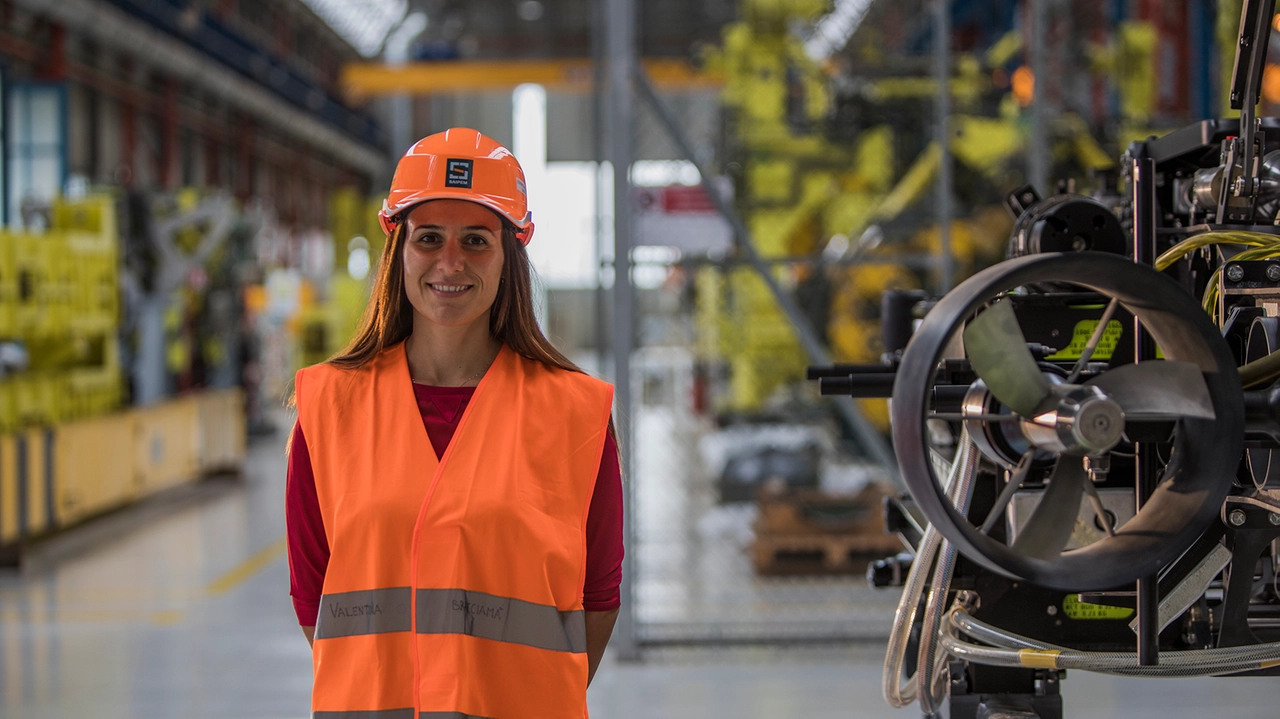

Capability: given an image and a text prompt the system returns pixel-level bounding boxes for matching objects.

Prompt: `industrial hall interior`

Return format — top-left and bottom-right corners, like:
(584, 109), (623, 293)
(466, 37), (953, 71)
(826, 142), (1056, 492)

(7, 0), (1280, 717)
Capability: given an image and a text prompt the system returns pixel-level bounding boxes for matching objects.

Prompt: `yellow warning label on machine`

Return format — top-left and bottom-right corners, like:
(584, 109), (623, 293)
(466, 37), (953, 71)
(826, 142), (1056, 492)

(1046, 319), (1125, 361)
(1018, 649), (1062, 669)
(1062, 593), (1134, 620)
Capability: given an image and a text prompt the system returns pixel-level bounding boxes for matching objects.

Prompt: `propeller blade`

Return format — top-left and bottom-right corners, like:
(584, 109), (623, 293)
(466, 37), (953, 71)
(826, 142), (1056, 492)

(1084, 361), (1215, 420)
(963, 298), (1052, 417)
(1011, 456), (1087, 561)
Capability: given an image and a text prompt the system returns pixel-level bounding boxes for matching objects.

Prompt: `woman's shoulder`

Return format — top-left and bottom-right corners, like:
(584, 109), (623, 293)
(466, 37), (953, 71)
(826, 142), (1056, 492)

(298, 346), (401, 398)
(512, 354), (613, 404)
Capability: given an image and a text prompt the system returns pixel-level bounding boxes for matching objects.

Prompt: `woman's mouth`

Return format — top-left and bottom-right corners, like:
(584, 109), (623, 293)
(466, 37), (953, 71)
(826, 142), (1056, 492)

(429, 283), (472, 296)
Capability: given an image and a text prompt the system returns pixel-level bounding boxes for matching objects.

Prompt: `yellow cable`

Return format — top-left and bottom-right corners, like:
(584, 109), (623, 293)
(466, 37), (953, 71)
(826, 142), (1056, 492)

(1196, 243), (1280, 387)
(1155, 231), (1280, 272)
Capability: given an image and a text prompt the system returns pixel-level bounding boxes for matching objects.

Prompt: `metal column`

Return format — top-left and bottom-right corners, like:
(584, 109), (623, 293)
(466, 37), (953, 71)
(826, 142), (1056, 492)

(606, 0), (639, 660)
(591, 0), (610, 378)
(1029, 0), (1050, 194)
(934, 0), (955, 293)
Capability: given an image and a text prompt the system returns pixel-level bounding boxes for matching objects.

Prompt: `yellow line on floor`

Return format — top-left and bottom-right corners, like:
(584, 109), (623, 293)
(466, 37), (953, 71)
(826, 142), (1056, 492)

(205, 537), (287, 597)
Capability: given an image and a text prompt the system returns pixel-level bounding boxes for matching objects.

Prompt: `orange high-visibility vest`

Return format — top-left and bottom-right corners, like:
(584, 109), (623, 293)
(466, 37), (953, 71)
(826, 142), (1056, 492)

(295, 342), (614, 719)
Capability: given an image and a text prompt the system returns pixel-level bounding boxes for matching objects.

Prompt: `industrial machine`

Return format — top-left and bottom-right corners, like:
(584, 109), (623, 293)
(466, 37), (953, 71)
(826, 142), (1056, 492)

(810, 1), (1280, 716)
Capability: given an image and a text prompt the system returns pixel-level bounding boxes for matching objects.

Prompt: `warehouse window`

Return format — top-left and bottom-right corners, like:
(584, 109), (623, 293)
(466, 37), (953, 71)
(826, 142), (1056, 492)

(6, 83), (66, 231)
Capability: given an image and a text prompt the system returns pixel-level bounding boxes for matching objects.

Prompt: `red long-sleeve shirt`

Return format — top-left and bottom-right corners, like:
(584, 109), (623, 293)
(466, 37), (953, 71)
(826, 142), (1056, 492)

(286, 382), (624, 626)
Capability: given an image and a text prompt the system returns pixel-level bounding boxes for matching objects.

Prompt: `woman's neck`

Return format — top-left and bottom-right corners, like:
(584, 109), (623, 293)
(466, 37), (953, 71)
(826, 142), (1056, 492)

(404, 316), (501, 387)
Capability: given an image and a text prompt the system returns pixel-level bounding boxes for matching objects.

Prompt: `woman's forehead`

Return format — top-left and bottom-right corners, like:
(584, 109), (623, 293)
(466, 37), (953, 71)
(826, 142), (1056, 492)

(406, 200), (501, 229)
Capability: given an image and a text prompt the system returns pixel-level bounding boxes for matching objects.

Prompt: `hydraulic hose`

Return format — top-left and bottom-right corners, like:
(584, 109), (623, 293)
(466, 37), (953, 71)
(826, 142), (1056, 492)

(946, 608), (1280, 677)
(882, 433), (979, 708)
(916, 439), (981, 715)
(1153, 231), (1280, 272)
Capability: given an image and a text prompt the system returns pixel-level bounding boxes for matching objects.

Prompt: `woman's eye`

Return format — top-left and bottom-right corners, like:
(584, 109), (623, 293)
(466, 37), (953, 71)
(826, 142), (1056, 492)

(417, 233), (441, 244)
(465, 235), (488, 246)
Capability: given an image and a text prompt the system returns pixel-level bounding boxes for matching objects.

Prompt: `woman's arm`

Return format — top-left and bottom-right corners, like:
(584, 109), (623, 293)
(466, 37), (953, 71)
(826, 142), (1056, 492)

(286, 420), (330, 642)
(303, 625), (315, 646)
(582, 428), (624, 685)
(585, 608), (619, 684)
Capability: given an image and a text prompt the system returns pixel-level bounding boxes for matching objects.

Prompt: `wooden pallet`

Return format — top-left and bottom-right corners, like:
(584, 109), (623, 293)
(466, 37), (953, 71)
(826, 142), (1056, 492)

(751, 530), (905, 576)
(756, 482), (895, 535)
(751, 482), (904, 576)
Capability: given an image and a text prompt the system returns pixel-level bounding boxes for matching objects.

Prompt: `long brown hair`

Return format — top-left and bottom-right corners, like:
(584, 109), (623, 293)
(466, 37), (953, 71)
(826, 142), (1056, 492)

(328, 213), (584, 376)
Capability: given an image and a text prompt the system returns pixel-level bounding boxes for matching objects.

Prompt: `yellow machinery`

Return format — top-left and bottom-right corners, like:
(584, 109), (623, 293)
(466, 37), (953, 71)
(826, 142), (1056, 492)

(698, 0), (893, 418)
(697, 2), (1135, 425)
(297, 188), (385, 368)
(0, 195), (124, 430)
(0, 193), (248, 560)
(0, 388), (245, 561)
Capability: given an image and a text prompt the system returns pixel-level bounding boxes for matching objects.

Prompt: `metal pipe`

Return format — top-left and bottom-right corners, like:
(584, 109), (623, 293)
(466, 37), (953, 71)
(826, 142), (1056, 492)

(633, 69), (901, 485)
(934, 0), (955, 293)
(606, 0), (639, 661)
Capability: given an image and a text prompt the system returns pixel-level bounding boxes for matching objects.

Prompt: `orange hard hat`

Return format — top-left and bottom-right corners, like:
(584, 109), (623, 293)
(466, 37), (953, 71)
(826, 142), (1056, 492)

(379, 128), (534, 244)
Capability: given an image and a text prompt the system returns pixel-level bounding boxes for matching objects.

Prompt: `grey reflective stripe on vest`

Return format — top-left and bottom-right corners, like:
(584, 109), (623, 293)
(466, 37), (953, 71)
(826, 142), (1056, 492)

(314, 587), (412, 639)
(309, 706), (409, 711)
(309, 706), (488, 711)
(314, 587), (585, 653)
(416, 588), (587, 654)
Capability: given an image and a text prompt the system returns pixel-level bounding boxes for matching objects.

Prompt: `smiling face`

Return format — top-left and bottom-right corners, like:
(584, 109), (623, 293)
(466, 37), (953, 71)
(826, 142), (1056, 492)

(401, 199), (506, 331)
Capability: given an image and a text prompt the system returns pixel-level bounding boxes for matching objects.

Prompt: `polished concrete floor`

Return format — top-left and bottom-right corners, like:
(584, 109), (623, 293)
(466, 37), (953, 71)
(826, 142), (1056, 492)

(0, 417), (1277, 718)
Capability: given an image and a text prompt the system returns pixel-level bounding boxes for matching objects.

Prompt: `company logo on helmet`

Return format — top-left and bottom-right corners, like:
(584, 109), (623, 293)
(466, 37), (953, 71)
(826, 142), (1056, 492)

(445, 159), (473, 188)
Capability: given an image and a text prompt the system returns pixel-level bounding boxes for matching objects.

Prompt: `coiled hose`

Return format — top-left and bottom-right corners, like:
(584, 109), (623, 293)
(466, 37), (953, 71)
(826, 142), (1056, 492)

(882, 433), (980, 708)
(945, 608), (1280, 678)
(916, 440), (981, 715)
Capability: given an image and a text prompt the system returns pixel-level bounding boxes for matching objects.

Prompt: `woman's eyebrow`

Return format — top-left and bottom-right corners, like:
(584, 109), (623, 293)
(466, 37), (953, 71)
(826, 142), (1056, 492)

(415, 224), (495, 232)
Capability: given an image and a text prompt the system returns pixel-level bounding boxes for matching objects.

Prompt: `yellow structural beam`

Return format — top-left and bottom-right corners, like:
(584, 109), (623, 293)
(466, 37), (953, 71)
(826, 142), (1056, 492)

(342, 58), (722, 97)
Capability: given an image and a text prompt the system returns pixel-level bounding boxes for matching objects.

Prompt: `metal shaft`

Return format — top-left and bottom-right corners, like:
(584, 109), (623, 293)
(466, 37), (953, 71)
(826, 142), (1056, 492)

(1029, 0), (1049, 194)
(934, 0), (954, 293)
(1133, 155), (1160, 667)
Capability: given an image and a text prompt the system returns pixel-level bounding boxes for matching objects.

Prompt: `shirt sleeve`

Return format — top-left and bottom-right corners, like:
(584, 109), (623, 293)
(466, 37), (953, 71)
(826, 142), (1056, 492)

(582, 427), (623, 612)
(286, 419), (330, 627)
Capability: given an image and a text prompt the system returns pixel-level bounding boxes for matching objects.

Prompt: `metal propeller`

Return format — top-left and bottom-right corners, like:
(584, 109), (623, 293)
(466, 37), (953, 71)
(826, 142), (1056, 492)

(1010, 456), (1087, 560)
(963, 298), (1050, 417)
(962, 295), (1218, 560)
(1084, 360), (1215, 421)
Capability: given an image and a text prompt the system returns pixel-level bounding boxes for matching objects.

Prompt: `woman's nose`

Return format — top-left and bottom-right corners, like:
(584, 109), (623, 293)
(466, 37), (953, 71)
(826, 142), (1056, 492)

(436, 238), (466, 271)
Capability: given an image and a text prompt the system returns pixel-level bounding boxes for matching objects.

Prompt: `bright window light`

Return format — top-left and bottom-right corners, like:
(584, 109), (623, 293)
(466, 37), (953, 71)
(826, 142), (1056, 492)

(631, 161), (701, 187)
(347, 237), (371, 281)
(300, 0), (407, 57)
(513, 83), (607, 290)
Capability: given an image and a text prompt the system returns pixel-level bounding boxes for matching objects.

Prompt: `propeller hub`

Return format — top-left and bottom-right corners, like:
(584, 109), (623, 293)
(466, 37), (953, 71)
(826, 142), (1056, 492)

(1022, 385), (1126, 456)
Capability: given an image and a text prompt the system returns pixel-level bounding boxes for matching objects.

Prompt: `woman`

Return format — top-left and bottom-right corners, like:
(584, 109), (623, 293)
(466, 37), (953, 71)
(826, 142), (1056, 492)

(286, 128), (622, 718)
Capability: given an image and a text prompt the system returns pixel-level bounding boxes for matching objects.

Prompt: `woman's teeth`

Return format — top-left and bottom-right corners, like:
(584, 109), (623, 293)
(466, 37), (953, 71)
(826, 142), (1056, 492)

(431, 284), (469, 292)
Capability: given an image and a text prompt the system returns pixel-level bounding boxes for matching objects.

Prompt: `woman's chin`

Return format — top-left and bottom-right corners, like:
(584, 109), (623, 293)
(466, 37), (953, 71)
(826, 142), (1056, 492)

(413, 307), (490, 330)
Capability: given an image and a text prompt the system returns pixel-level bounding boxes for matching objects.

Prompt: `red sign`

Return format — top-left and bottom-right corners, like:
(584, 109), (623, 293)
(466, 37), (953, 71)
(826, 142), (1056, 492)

(660, 186), (716, 214)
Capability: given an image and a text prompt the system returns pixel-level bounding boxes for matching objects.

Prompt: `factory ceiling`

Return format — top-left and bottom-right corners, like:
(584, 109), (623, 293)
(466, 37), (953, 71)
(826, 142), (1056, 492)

(319, 0), (738, 62)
